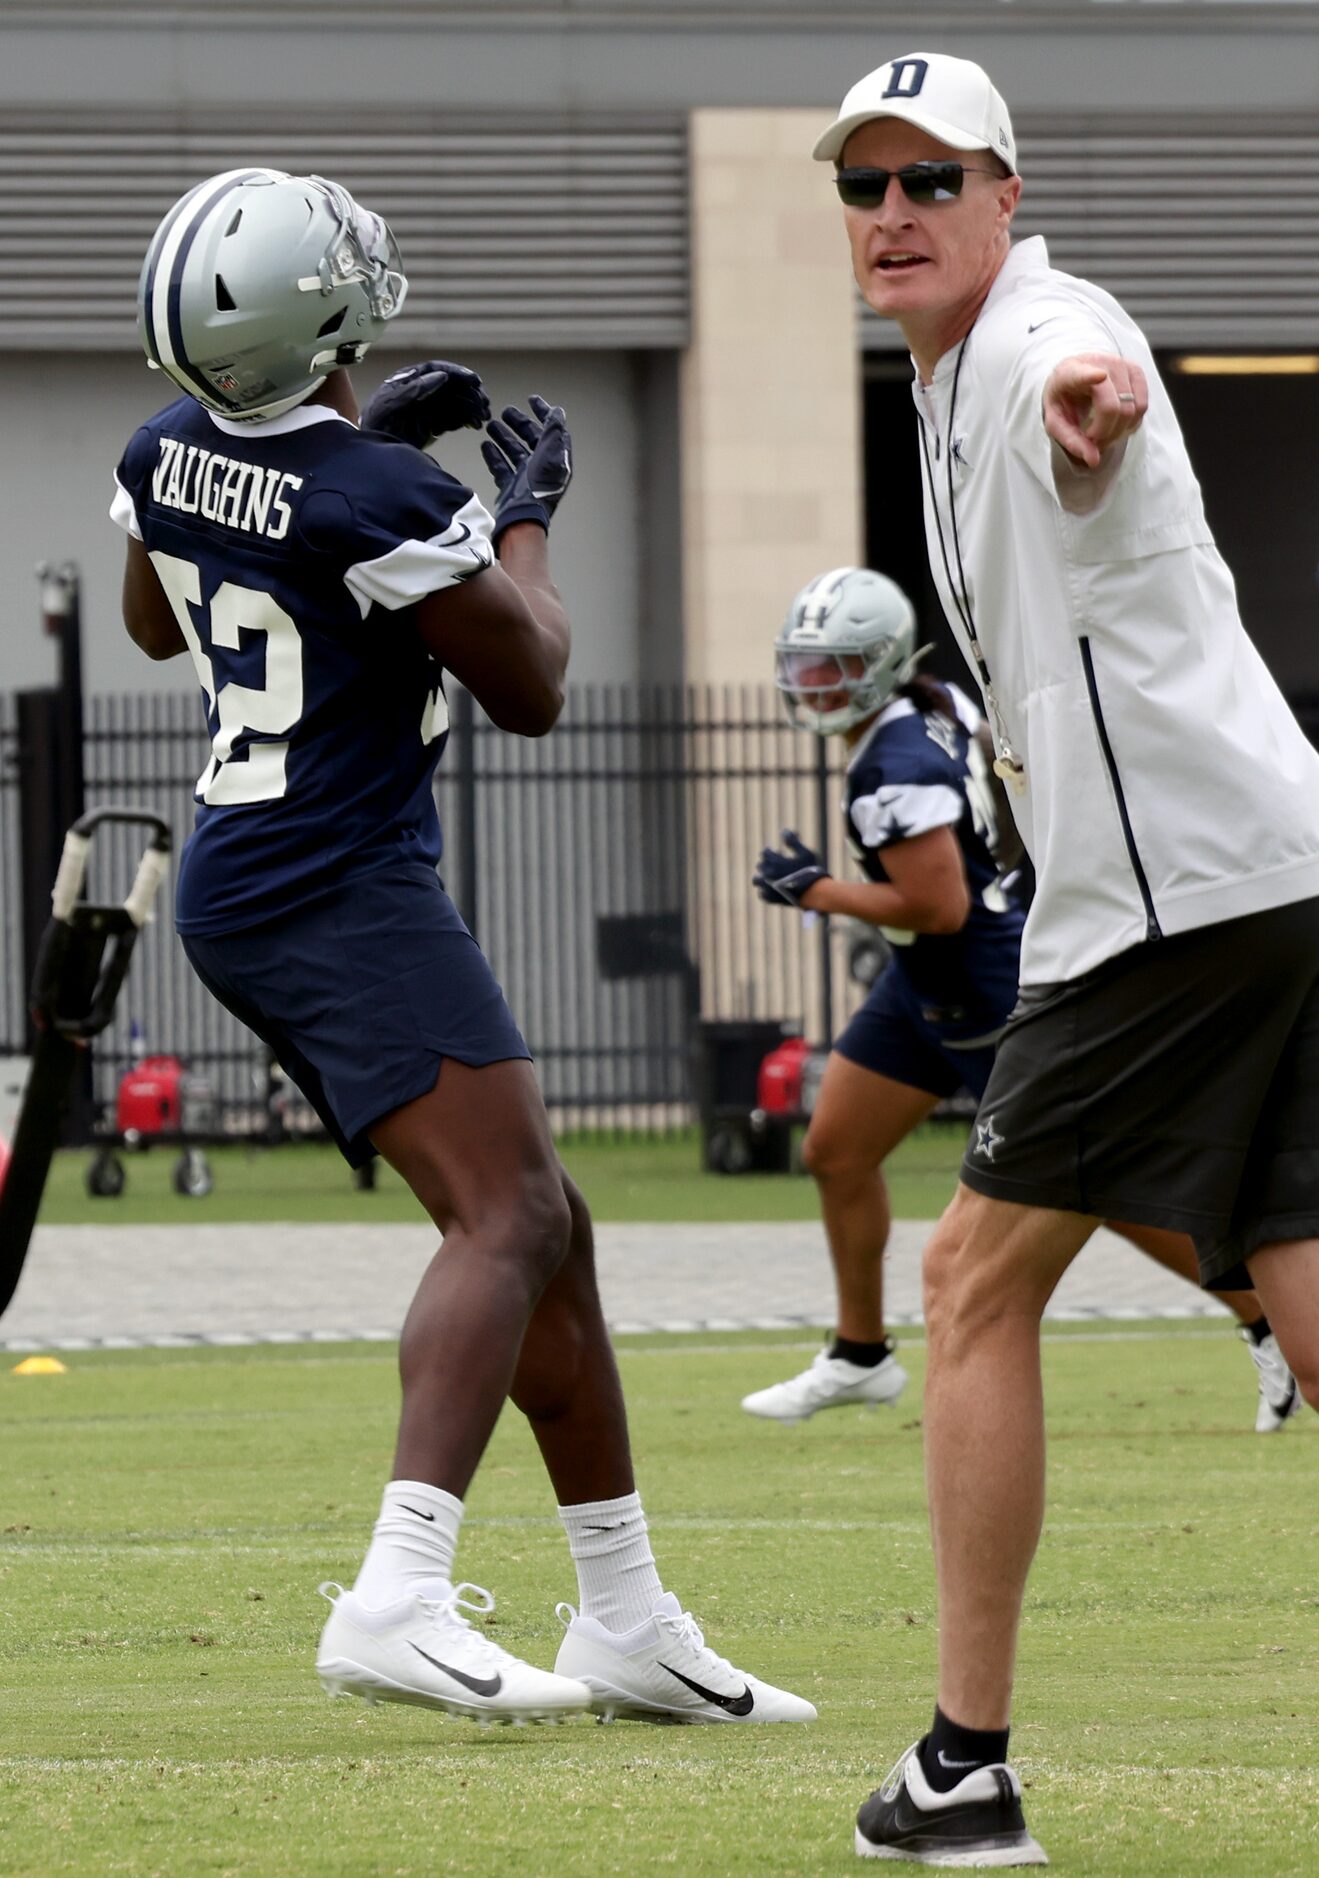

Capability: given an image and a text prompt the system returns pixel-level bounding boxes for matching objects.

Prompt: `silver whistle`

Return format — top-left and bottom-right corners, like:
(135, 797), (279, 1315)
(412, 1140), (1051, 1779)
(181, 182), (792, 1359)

(992, 753), (1027, 795)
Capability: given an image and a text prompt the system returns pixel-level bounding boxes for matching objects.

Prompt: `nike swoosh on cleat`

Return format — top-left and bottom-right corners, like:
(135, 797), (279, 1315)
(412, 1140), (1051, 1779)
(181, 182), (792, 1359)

(658, 1660), (754, 1716)
(398, 1506), (436, 1521)
(407, 1641), (502, 1698)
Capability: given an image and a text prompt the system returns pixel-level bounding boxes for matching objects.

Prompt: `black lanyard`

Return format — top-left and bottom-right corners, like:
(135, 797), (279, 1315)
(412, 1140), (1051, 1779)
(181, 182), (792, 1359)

(917, 332), (1025, 789)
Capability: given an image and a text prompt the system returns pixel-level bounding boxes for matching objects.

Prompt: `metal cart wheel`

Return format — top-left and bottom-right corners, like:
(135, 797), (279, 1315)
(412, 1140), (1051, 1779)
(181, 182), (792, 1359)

(172, 1147), (214, 1198)
(707, 1124), (753, 1175)
(86, 1148), (126, 1198)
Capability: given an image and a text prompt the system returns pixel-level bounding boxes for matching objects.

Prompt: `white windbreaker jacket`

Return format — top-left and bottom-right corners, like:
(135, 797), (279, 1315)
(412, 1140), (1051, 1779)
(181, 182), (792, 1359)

(915, 236), (1319, 985)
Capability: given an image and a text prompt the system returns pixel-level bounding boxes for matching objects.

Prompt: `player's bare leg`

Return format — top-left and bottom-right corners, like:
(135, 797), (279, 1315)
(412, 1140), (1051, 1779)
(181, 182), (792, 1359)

(741, 1058), (933, 1423)
(506, 1168), (816, 1720)
(1245, 1238), (1319, 1413)
(1110, 1219), (1261, 1323)
(370, 1056), (574, 1494)
(921, 1185), (1092, 1727)
(509, 1170), (635, 1501)
(802, 1058), (940, 1339)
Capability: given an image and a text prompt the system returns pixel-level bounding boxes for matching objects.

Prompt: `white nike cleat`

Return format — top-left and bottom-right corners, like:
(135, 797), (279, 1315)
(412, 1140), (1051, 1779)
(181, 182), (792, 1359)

(1243, 1330), (1301, 1433)
(741, 1350), (908, 1423)
(317, 1578), (592, 1723)
(554, 1592), (818, 1724)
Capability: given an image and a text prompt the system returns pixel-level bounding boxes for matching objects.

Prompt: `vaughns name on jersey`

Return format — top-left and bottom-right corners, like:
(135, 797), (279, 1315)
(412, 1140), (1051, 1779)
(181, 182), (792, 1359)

(151, 436), (304, 540)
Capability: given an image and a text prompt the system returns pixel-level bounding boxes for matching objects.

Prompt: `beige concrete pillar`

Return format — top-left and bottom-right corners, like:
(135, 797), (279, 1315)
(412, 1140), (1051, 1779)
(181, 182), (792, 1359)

(679, 111), (861, 1035)
(681, 108), (862, 685)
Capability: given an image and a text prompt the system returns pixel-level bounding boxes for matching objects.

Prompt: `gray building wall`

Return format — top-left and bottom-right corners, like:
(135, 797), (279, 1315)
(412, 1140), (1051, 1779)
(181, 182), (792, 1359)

(4, 5), (1318, 116)
(2, 1), (1316, 698)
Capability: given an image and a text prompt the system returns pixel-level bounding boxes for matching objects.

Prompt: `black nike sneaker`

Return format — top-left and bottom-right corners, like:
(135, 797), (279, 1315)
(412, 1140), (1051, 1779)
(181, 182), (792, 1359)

(855, 1740), (1048, 1865)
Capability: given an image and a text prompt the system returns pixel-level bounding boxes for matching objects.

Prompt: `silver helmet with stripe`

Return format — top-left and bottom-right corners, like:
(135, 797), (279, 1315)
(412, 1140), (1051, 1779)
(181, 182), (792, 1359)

(775, 566), (921, 735)
(138, 168), (408, 421)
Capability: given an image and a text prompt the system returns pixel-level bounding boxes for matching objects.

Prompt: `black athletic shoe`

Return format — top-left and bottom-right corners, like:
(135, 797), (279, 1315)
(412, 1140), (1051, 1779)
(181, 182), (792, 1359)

(855, 1741), (1048, 1865)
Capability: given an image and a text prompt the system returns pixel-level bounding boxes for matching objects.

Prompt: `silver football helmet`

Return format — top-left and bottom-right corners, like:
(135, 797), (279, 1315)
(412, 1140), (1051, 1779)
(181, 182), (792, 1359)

(138, 168), (408, 421)
(775, 566), (922, 735)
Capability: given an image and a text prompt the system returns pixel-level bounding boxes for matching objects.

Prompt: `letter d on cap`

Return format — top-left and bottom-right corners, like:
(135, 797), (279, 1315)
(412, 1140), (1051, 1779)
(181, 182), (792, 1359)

(883, 58), (928, 99)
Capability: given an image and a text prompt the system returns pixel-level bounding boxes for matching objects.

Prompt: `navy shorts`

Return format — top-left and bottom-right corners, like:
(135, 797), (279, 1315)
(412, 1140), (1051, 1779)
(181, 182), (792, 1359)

(832, 955), (1017, 1101)
(182, 861), (530, 1167)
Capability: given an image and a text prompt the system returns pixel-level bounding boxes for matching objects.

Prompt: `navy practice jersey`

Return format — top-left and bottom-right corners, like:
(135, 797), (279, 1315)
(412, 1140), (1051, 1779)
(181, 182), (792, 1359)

(845, 683), (1026, 1013)
(112, 396), (494, 935)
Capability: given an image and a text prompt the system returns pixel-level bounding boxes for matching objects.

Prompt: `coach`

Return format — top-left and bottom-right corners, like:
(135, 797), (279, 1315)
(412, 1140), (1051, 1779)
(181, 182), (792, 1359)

(813, 49), (1319, 1867)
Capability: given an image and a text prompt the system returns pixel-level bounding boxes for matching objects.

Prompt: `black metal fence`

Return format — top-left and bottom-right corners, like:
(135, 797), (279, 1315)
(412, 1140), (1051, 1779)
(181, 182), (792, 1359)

(0, 684), (861, 1139)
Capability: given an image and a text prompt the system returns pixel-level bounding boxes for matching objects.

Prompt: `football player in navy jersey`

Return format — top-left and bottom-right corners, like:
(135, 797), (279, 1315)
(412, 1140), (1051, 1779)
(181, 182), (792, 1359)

(742, 568), (1297, 1432)
(114, 168), (816, 1728)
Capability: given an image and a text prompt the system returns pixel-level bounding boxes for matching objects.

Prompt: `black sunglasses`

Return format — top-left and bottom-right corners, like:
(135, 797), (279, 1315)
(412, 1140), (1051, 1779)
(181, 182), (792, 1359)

(834, 161), (1000, 208)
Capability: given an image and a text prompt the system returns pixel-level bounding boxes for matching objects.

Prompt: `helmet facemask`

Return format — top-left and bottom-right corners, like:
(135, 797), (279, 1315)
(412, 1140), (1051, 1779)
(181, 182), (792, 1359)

(306, 176), (409, 340)
(774, 567), (923, 737)
(776, 648), (884, 735)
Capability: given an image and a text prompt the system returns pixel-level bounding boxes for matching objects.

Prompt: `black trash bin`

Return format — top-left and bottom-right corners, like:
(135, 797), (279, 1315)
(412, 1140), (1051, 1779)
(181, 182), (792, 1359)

(692, 1018), (797, 1173)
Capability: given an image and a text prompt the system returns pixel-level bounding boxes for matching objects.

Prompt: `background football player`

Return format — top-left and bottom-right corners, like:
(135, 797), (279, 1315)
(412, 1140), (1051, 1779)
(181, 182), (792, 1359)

(114, 167), (816, 1726)
(744, 568), (1298, 1433)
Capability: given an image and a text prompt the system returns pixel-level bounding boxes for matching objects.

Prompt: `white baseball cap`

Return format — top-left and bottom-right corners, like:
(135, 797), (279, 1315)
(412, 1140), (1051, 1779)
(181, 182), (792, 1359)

(813, 51), (1017, 175)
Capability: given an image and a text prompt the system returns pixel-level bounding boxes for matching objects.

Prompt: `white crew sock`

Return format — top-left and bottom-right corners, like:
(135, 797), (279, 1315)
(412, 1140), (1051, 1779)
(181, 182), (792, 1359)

(558, 1492), (665, 1634)
(351, 1480), (464, 1609)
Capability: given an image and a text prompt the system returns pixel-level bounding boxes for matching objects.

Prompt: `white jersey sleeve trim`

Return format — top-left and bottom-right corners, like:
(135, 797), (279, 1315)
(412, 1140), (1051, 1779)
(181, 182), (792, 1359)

(945, 682), (983, 735)
(343, 492), (496, 618)
(109, 471), (143, 540)
(851, 780), (962, 851)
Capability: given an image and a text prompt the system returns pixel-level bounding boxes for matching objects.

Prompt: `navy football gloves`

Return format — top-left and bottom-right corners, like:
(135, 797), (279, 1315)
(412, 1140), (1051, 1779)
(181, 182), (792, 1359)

(481, 395), (573, 539)
(360, 359), (491, 448)
(753, 832), (830, 908)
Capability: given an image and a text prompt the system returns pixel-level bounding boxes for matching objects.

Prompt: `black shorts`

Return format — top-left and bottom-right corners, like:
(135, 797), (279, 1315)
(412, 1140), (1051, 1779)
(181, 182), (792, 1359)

(960, 898), (1319, 1289)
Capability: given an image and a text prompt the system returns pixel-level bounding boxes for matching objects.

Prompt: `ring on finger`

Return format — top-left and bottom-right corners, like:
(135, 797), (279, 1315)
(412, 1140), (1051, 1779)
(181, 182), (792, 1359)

(1117, 392), (1137, 404)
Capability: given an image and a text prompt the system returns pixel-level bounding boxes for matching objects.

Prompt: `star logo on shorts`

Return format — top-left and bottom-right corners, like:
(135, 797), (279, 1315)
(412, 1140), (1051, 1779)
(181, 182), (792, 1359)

(974, 1114), (1004, 1161)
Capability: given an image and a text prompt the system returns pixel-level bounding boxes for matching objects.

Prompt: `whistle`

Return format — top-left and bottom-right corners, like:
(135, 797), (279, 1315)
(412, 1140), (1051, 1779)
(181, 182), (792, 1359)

(992, 756), (1027, 795)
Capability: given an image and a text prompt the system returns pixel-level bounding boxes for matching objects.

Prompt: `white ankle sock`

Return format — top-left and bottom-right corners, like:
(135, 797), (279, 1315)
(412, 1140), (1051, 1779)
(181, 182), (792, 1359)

(351, 1480), (464, 1609)
(558, 1492), (664, 1634)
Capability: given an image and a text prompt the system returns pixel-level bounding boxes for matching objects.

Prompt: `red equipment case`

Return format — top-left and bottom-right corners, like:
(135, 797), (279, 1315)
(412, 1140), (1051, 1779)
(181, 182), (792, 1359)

(115, 1054), (184, 1140)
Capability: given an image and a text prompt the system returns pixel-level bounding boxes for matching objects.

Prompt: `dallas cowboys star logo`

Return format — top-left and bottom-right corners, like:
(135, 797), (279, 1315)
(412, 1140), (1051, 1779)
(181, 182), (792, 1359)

(974, 1113), (1004, 1161)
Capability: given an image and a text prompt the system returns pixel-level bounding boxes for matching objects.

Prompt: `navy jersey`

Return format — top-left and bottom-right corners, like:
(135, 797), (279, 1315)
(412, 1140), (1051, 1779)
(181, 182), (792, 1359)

(112, 396), (494, 935)
(844, 684), (1025, 1014)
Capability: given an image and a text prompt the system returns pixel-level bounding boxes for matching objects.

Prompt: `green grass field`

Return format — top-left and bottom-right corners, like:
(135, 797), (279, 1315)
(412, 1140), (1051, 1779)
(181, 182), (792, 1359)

(36, 1126), (967, 1226)
(4, 1327), (1317, 1875)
